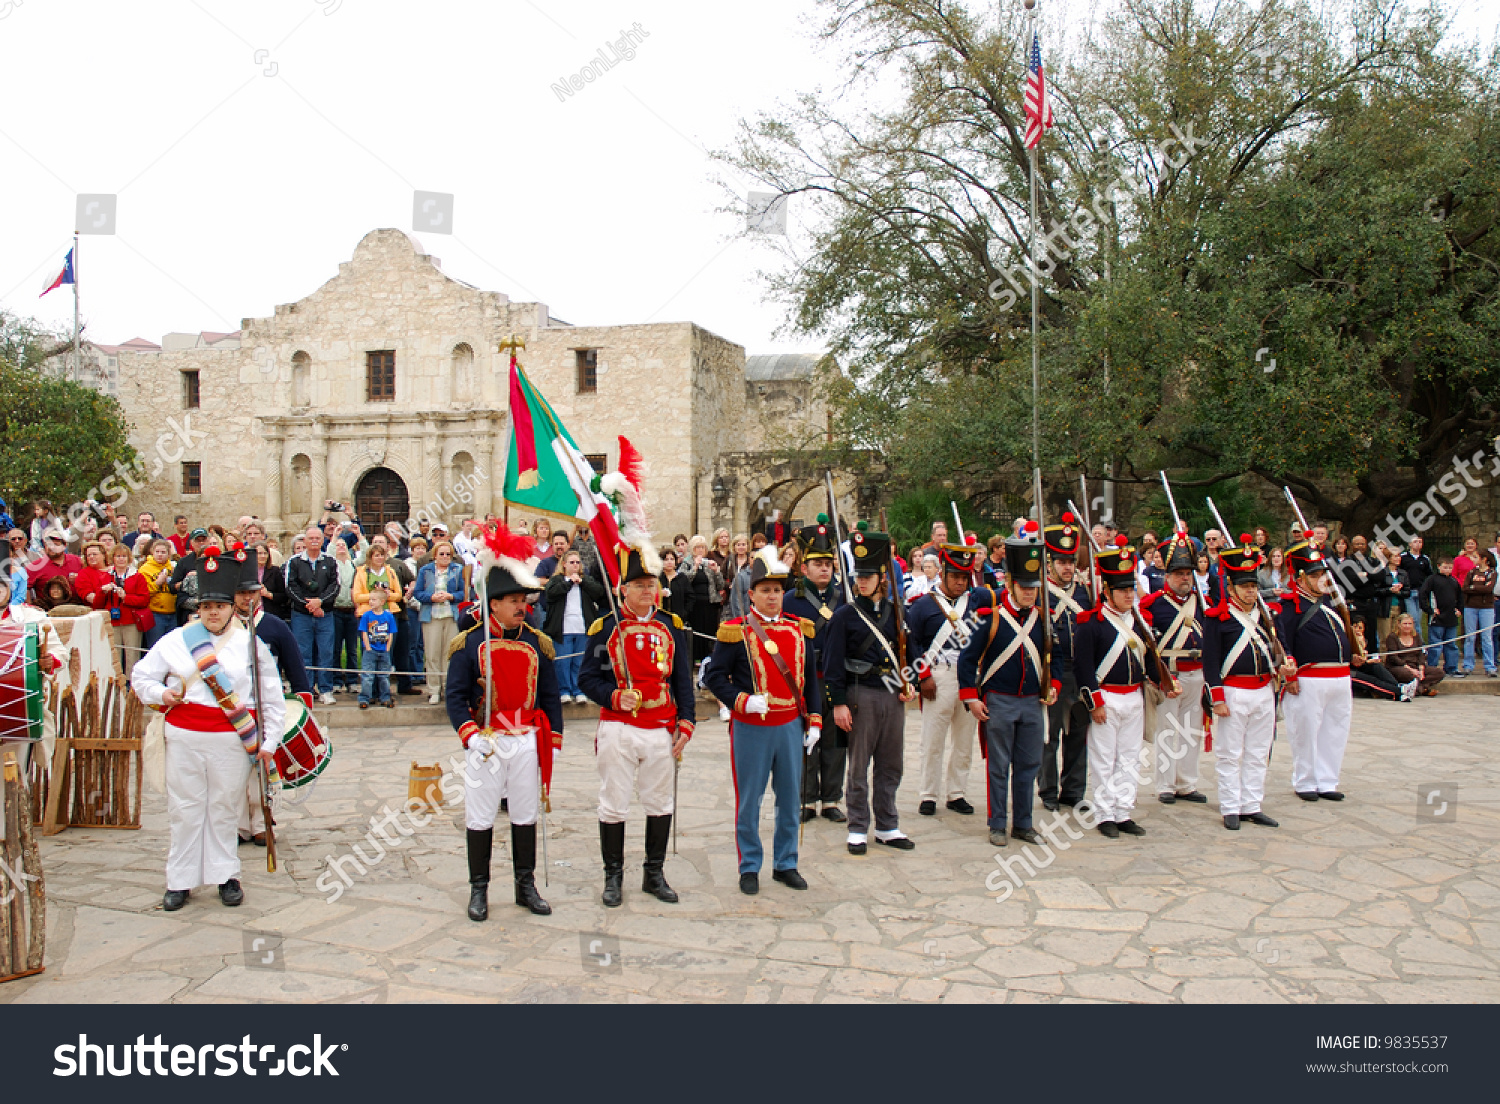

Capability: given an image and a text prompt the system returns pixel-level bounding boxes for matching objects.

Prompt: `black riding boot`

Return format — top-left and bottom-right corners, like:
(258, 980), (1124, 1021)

(600, 820), (626, 908)
(511, 824), (551, 915)
(466, 828), (492, 921)
(641, 815), (679, 903)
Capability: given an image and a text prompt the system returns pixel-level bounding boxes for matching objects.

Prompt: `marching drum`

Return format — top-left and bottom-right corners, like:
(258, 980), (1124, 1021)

(0, 621), (43, 745)
(274, 697), (333, 788)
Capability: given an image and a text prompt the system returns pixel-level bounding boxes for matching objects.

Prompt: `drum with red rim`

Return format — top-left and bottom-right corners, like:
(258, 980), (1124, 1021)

(275, 697), (332, 788)
(0, 621), (43, 744)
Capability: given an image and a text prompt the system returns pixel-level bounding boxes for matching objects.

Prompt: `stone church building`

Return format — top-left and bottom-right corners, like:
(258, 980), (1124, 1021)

(87, 229), (871, 544)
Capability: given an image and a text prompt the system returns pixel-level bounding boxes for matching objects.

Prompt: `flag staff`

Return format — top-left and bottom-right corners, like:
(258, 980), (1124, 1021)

(72, 231), (80, 382)
(1025, 0), (1042, 515)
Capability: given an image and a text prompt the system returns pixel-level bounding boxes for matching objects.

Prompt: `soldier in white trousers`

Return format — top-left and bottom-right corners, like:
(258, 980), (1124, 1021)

(909, 538), (980, 817)
(132, 546), (283, 911)
(1140, 530), (1209, 805)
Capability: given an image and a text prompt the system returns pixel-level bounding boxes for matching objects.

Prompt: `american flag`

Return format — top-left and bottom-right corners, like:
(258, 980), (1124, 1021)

(1023, 30), (1054, 150)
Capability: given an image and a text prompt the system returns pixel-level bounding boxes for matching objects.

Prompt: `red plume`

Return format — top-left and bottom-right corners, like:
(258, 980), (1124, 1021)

(1303, 529), (1314, 540)
(617, 436), (645, 493)
(1240, 532), (1253, 545)
(1060, 511), (1075, 524)
(1115, 534), (1129, 547)
(483, 523), (538, 563)
(1024, 520), (1039, 533)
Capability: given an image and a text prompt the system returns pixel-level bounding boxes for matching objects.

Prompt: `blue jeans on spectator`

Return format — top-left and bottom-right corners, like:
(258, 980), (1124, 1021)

(1463, 607), (1496, 673)
(1402, 595), (1422, 621)
(360, 649), (392, 704)
(291, 609), (336, 694)
(1426, 624), (1459, 673)
(557, 632), (587, 696)
(141, 617), (173, 653)
(331, 607), (360, 689)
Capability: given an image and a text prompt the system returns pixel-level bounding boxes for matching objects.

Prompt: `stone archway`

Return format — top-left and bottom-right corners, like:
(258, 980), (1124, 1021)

(354, 467), (410, 531)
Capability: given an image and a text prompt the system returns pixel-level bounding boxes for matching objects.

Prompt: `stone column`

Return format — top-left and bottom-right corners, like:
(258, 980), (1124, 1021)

(422, 421), (442, 518)
(264, 431), (285, 538)
(475, 431), (495, 518)
(311, 426), (329, 516)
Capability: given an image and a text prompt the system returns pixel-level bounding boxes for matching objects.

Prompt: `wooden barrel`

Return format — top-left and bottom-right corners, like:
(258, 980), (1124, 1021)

(407, 761), (444, 814)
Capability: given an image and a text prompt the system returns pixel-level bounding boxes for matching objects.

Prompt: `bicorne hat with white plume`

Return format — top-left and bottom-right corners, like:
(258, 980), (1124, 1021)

(477, 523), (544, 599)
(592, 436), (661, 584)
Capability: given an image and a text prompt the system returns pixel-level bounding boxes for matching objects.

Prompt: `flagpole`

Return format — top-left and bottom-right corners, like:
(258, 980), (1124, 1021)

(1027, 1), (1041, 517)
(72, 231), (80, 383)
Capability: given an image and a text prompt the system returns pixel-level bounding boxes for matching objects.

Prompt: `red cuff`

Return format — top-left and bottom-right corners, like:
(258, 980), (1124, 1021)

(41, 654), (59, 675)
(610, 690), (626, 711)
(958, 686), (979, 702)
(1210, 685), (1226, 705)
(734, 693), (749, 714)
(1085, 688), (1104, 710)
(677, 720), (695, 736)
(458, 721), (481, 747)
(1050, 679), (1061, 697)
(916, 663), (932, 681)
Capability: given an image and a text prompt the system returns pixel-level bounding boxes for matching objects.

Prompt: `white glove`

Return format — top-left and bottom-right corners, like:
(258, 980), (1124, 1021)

(804, 727), (821, 752)
(746, 694), (769, 715)
(469, 735), (497, 759)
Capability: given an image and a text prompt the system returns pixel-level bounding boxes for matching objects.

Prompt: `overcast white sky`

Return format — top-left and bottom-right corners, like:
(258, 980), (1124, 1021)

(2, 1), (1492, 356)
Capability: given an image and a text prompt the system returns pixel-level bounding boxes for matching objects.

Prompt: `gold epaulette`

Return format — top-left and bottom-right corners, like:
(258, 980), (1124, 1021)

(447, 624), (479, 660)
(667, 612), (685, 630)
(523, 625), (556, 661)
(717, 621), (744, 644)
(799, 617), (816, 638)
(587, 616), (608, 636)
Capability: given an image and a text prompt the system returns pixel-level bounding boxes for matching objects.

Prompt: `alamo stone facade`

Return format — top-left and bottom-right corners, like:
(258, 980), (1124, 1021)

(85, 229), (870, 544)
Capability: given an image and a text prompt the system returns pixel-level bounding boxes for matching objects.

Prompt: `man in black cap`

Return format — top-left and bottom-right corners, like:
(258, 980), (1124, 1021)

(706, 546), (823, 894)
(909, 535), (980, 818)
(822, 521), (917, 856)
(1140, 526), (1209, 806)
(445, 526), (564, 920)
(957, 521), (1057, 847)
(1277, 534), (1359, 802)
(167, 527), (211, 626)
(1039, 511), (1092, 812)
(578, 542), (695, 908)
(783, 513), (847, 823)
(1203, 537), (1293, 829)
(132, 544), (285, 911)
(1075, 537), (1177, 838)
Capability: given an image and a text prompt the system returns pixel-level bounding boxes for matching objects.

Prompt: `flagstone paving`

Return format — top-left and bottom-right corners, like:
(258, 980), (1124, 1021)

(3, 696), (1496, 1004)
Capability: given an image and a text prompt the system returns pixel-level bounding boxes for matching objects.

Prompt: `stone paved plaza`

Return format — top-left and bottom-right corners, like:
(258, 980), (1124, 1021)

(3, 696), (1497, 1005)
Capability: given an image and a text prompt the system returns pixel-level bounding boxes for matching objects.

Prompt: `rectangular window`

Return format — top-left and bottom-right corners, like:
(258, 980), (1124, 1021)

(182, 370), (200, 409)
(576, 349), (598, 393)
(181, 461), (201, 495)
(366, 350), (395, 402)
(584, 453), (607, 475)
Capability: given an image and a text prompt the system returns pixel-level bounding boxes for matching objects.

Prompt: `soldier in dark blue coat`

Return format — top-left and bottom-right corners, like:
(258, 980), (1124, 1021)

(1074, 537), (1177, 838)
(909, 537), (980, 820)
(783, 514), (848, 823)
(957, 522), (1057, 848)
(1139, 528), (1209, 806)
(822, 522), (916, 856)
(1039, 512), (1091, 811)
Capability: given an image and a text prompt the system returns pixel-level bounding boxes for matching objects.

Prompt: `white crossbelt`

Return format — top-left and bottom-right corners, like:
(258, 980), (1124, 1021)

(981, 603), (1042, 686)
(1047, 580), (1085, 617)
(1157, 592), (1199, 653)
(1095, 606), (1142, 685)
(851, 601), (904, 676)
(921, 590), (970, 669)
(1221, 603), (1272, 677)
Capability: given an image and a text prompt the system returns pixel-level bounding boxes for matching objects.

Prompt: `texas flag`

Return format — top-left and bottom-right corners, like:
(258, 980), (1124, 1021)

(40, 248), (74, 297)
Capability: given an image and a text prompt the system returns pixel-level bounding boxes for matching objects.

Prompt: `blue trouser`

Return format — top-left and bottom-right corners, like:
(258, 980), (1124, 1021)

(730, 717), (802, 874)
(984, 692), (1046, 831)
(331, 607), (359, 688)
(360, 649), (392, 703)
(291, 609), (336, 693)
(556, 632), (586, 695)
(1463, 607), (1495, 672)
(141, 618), (173, 653)
(1426, 624), (1459, 673)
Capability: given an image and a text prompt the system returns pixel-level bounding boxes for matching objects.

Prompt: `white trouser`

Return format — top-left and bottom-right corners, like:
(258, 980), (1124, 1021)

(595, 720), (674, 822)
(1213, 684), (1276, 815)
(1088, 691), (1143, 823)
(464, 732), (539, 829)
(1154, 668), (1204, 795)
(918, 664), (972, 801)
(166, 725), (252, 891)
(1283, 675), (1352, 793)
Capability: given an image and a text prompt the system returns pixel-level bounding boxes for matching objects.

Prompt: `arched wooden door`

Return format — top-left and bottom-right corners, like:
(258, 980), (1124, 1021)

(354, 467), (410, 531)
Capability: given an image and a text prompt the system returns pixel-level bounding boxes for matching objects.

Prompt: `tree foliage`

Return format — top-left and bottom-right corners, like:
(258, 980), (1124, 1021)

(720, 0), (1500, 531)
(0, 309), (137, 510)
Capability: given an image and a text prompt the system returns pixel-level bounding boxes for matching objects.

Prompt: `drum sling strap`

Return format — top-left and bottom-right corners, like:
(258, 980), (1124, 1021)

(180, 620), (259, 755)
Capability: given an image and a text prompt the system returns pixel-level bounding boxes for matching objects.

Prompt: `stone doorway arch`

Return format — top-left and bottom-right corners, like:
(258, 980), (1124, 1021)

(355, 467), (410, 531)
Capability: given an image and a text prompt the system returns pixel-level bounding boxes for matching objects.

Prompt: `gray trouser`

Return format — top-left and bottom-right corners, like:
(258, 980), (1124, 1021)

(984, 692), (1046, 831)
(844, 684), (904, 834)
(1039, 671), (1090, 805)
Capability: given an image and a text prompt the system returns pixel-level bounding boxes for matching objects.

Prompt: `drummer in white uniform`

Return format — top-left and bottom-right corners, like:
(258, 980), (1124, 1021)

(132, 546), (284, 911)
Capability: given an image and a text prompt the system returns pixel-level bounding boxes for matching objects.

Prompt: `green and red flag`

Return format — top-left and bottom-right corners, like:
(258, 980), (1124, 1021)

(502, 352), (624, 583)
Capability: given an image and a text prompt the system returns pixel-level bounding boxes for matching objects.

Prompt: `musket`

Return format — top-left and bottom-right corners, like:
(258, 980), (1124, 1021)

(1031, 470), (1053, 698)
(879, 507), (912, 697)
(246, 597), (277, 873)
(1205, 496), (1290, 678)
(1281, 486), (1365, 661)
(1068, 496), (1102, 606)
(823, 471), (856, 605)
(1159, 470), (1185, 537)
